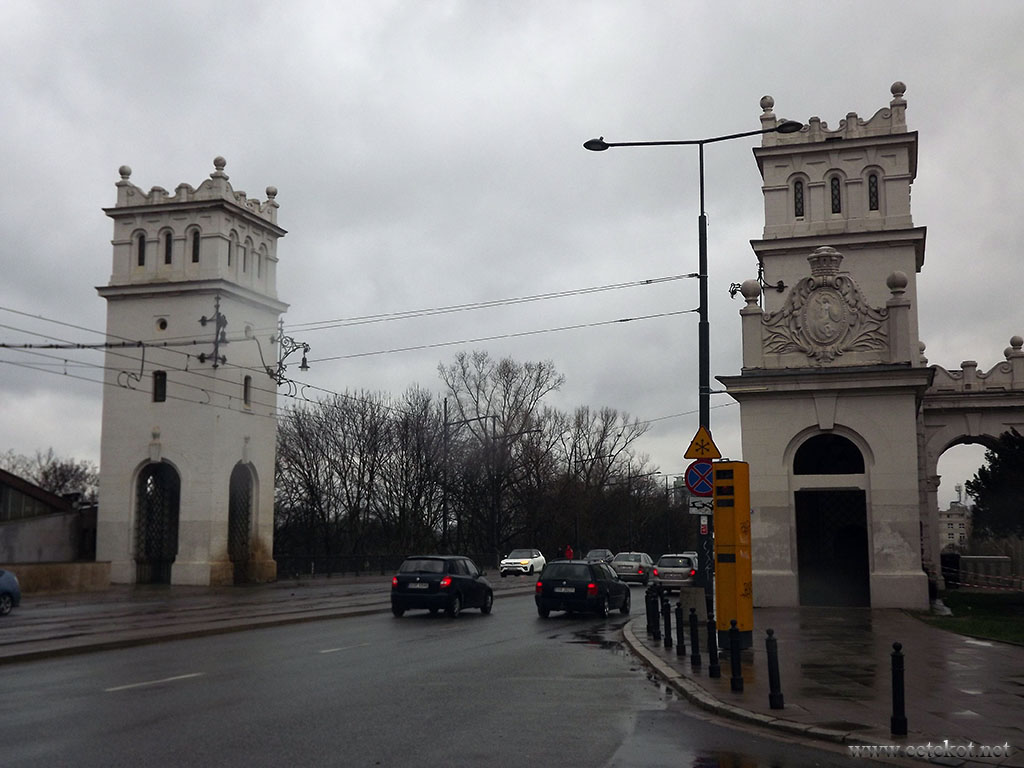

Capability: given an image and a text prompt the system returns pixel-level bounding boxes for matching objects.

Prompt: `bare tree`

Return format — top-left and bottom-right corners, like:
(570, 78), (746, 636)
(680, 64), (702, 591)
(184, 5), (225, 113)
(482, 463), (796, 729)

(0, 448), (98, 500)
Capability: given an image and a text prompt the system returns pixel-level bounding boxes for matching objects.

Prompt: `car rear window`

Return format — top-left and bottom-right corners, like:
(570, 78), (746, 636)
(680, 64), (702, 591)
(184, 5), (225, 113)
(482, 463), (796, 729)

(542, 562), (591, 580)
(508, 549), (534, 558)
(658, 556), (693, 568)
(399, 558), (446, 574)
(614, 553), (640, 562)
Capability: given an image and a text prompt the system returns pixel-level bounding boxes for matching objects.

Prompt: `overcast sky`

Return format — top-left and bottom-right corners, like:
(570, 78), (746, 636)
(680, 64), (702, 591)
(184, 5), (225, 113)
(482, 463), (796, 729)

(2, 0), (1020, 507)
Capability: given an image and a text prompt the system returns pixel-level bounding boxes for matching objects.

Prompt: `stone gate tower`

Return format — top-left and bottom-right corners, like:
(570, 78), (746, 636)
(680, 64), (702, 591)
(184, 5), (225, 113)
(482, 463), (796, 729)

(96, 158), (287, 586)
(720, 83), (931, 609)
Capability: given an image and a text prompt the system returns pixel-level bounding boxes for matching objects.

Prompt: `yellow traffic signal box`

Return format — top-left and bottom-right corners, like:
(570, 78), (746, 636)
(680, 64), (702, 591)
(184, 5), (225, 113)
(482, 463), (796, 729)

(713, 461), (752, 649)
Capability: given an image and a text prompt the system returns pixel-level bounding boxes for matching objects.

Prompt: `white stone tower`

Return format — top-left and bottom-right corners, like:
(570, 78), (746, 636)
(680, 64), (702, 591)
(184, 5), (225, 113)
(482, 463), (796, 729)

(720, 83), (931, 609)
(96, 157), (287, 586)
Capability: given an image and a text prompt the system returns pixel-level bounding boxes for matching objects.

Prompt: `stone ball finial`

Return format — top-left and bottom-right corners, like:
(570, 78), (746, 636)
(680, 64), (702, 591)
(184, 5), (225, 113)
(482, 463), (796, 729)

(118, 165), (132, 180)
(266, 185), (278, 199)
(760, 95), (775, 112)
(213, 156), (226, 171)
(741, 279), (761, 302)
(1007, 336), (1024, 359)
(1010, 335), (1023, 349)
(886, 270), (908, 292)
(891, 81), (906, 99)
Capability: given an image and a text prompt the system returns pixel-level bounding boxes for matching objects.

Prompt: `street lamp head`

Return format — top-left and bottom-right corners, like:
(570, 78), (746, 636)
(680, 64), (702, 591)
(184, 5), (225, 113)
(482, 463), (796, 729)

(583, 137), (610, 152)
(775, 119), (803, 134)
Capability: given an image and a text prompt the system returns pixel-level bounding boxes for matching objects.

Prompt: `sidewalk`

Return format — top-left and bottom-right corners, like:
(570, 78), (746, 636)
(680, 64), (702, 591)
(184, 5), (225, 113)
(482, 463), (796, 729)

(624, 605), (1024, 766)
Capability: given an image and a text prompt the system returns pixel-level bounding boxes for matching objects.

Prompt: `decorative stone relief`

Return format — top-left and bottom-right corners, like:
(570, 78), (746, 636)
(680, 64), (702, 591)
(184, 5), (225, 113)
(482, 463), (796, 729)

(762, 246), (888, 364)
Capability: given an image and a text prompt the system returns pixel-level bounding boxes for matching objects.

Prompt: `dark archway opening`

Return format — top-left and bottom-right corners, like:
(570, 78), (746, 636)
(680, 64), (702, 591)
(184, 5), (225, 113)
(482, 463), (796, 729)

(229, 464), (253, 584)
(135, 462), (181, 584)
(796, 489), (870, 606)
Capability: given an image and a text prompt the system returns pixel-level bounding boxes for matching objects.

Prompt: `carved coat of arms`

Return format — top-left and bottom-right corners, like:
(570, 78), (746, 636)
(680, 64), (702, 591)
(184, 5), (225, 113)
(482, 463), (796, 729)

(762, 247), (888, 363)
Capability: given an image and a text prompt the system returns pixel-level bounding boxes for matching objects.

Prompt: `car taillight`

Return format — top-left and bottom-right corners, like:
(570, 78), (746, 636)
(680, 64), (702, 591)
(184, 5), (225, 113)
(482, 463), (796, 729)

(689, 569), (696, 577)
(652, 567), (659, 577)
(587, 582), (598, 597)
(535, 581), (543, 594)
(637, 567), (645, 575)
(440, 576), (452, 589)
(391, 576), (398, 588)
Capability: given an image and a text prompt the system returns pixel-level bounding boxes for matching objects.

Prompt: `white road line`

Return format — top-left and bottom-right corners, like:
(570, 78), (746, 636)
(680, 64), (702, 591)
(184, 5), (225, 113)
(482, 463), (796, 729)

(105, 673), (205, 692)
(319, 642), (371, 654)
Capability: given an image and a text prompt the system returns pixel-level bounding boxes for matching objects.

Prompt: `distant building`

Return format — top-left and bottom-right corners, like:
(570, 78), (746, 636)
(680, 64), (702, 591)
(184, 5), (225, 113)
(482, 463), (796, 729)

(938, 499), (972, 552)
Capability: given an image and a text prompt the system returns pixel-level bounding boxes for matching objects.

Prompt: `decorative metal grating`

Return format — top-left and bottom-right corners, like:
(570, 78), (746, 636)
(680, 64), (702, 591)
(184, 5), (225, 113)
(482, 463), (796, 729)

(135, 462), (180, 584)
(228, 465), (253, 584)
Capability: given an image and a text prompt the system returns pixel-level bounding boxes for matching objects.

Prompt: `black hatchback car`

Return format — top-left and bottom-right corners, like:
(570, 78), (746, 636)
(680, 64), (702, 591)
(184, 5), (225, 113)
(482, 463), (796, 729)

(535, 560), (631, 618)
(391, 555), (494, 618)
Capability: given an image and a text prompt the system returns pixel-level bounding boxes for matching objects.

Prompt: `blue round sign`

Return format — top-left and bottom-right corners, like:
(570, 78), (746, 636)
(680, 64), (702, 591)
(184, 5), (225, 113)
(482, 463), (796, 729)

(685, 460), (714, 497)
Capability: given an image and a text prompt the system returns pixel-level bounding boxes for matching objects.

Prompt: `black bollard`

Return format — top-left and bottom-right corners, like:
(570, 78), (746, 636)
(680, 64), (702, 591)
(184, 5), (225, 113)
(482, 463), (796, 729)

(651, 589), (662, 642)
(662, 597), (673, 649)
(766, 628), (784, 709)
(675, 602), (686, 656)
(890, 642), (908, 736)
(645, 587), (657, 636)
(706, 613), (721, 678)
(729, 619), (743, 692)
(688, 608), (702, 670)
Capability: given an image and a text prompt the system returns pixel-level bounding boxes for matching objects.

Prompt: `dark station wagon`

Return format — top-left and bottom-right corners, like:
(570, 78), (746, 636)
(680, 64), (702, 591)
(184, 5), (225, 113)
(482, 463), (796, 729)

(391, 555), (494, 618)
(535, 560), (631, 618)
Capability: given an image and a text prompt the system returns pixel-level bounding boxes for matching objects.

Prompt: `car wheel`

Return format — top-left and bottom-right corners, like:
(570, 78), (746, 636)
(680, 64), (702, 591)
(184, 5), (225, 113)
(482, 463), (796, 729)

(481, 590), (493, 614)
(501, 571), (507, 578)
(537, 605), (550, 618)
(391, 604), (405, 618)
(620, 590), (631, 615)
(0, 594), (12, 616)
(596, 595), (609, 618)
(446, 594), (462, 618)
(528, 565), (535, 574)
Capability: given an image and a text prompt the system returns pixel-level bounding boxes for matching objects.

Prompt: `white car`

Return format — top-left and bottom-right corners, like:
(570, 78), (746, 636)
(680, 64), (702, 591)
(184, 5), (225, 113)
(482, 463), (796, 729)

(499, 548), (546, 577)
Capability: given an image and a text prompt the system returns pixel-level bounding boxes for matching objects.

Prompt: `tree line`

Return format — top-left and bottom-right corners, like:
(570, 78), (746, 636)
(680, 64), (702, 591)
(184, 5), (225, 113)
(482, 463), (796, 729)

(274, 350), (699, 573)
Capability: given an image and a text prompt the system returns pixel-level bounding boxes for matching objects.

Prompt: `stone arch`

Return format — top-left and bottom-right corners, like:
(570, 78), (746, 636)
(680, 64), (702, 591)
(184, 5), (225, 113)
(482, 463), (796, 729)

(134, 460), (181, 584)
(787, 428), (871, 606)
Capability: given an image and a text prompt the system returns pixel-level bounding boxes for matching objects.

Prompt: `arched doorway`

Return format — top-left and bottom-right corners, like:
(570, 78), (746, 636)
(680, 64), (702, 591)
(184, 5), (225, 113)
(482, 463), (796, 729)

(794, 434), (870, 606)
(228, 463), (254, 584)
(135, 462), (181, 584)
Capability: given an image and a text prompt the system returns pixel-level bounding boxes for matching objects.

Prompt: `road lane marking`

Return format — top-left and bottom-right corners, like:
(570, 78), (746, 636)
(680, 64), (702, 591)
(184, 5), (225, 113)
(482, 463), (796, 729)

(319, 642), (370, 654)
(105, 673), (205, 692)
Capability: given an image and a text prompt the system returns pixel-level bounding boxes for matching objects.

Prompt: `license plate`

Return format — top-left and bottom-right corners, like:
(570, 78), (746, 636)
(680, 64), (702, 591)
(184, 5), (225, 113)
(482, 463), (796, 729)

(408, 583), (429, 589)
(554, 586), (575, 594)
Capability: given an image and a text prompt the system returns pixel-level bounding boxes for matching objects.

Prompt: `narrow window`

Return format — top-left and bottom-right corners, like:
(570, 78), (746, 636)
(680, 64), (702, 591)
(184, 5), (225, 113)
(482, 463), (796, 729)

(868, 174), (879, 211)
(136, 233), (146, 266)
(164, 232), (173, 265)
(794, 180), (804, 218)
(228, 239), (233, 267)
(242, 246), (248, 273)
(830, 177), (842, 214)
(243, 375), (252, 406)
(153, 370), (167, 403)
(256, 253), (261, 278)
(191, 230), (201, 263)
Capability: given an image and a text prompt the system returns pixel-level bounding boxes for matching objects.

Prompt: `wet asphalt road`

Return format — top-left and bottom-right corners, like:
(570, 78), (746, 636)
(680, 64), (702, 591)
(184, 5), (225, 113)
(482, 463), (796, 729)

(1, 590), (859, 768)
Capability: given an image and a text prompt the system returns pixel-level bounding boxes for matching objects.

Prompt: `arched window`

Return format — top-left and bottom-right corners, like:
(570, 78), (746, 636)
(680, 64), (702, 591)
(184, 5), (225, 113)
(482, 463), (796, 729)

(256, 253), (261, 279)
(163, 232), (173, 265)
(830, 177), (842, 214)
(153, 370), (167, 403)
(241, 244), (248, 272)
(868, 173), (879, 211)
(190, 230), (201, 263)
(136, 233), (147, 267)
(243, 375), (252, 406)
(794, 434), (864, 474)
(794, 180), (805, 218)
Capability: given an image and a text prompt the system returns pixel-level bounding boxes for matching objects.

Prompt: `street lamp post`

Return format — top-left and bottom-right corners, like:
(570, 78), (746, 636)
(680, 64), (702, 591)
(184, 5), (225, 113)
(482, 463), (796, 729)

(584, 120), (802, 430)
(584, 118), (802, 610)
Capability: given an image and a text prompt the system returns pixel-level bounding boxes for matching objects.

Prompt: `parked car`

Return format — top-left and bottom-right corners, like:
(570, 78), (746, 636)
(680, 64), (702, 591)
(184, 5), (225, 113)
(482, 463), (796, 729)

(584, 548), (615, 564)
(391, 555), (493, 618)
(653, 554), (697, 593)
(499, 548), (546, 577)
(610, 551), (655, 585)
(0, 569), (21, 616)
(535, 559), (631, 618)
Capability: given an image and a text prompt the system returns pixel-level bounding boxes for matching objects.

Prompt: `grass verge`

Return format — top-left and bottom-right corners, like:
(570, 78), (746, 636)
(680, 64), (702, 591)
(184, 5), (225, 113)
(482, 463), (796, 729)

(917, 590), (1024, 645)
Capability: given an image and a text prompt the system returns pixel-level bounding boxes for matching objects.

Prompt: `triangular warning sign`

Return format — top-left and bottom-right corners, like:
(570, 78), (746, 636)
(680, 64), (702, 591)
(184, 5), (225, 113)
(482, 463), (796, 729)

(684, 426), (721, 460)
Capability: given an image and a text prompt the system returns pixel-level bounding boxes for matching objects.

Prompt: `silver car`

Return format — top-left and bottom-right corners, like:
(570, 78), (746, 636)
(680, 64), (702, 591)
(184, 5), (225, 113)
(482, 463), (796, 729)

(653, 554), (697, 593)
(610, 551), (654, 585)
